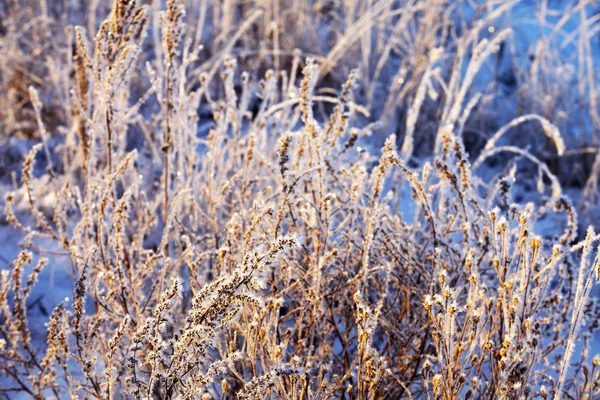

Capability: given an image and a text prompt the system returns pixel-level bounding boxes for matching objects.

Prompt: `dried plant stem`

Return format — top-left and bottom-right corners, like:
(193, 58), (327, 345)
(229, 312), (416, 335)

(163, 61), (173, 257)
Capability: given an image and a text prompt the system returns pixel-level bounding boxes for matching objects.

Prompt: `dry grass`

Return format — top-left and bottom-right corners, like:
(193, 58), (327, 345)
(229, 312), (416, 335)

(1, 0), (600, 399)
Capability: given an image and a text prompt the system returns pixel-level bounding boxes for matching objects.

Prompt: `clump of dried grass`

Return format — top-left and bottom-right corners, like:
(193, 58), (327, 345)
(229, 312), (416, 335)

(1, 1), (600, 399)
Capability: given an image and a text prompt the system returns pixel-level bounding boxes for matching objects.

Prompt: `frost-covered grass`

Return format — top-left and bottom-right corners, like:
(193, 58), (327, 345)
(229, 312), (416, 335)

(1, 0), (600, 399)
